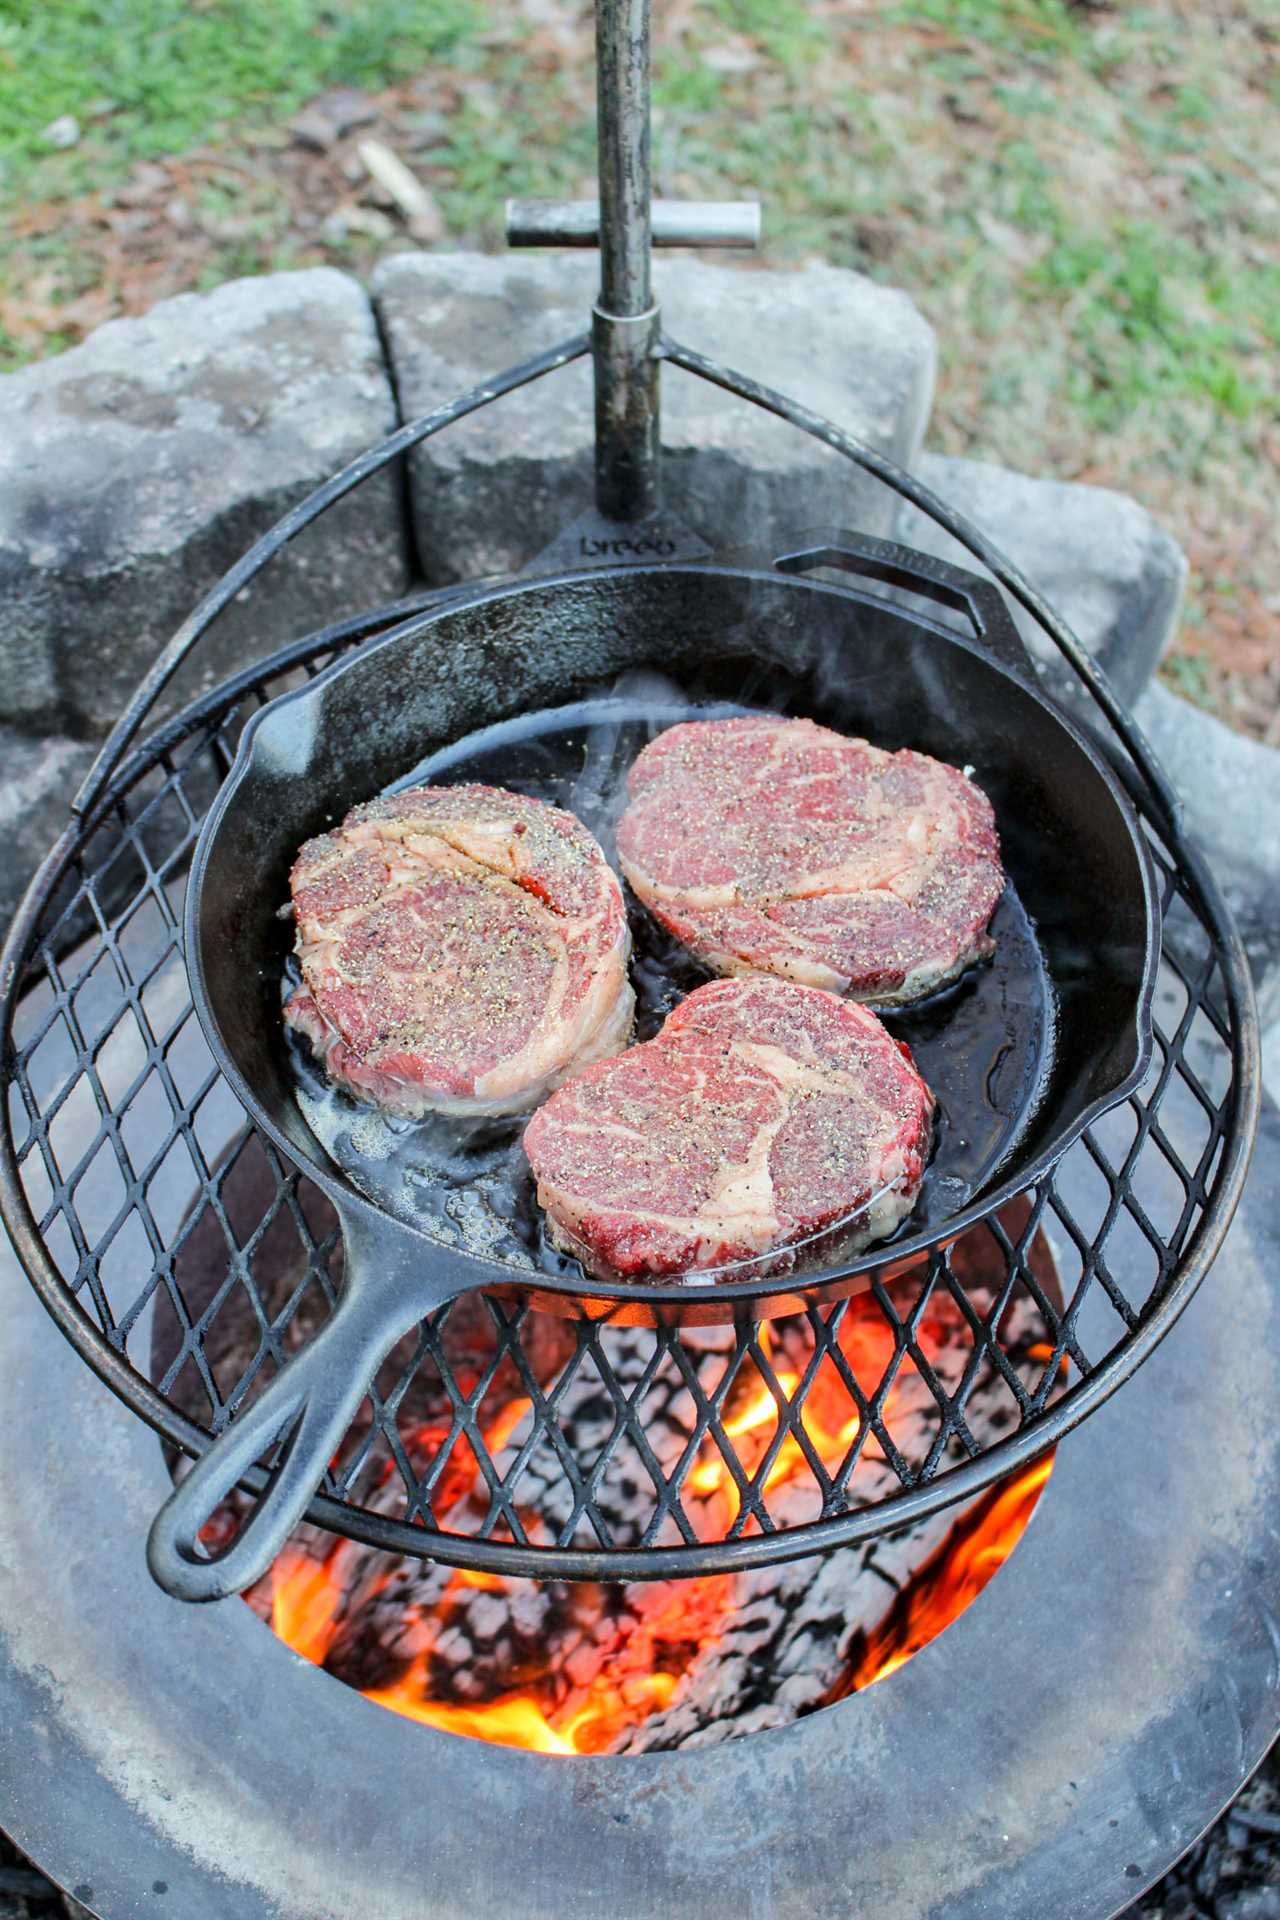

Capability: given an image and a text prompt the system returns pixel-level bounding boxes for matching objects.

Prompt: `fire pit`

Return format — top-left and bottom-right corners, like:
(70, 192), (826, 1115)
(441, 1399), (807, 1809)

(0, 0), (1270, 1911)
(170, 1140), (1061, 1752)
(1, 1085), (1277, 1916)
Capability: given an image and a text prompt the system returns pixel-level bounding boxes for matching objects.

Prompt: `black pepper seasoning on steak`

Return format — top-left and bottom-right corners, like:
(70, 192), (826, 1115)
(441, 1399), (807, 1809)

(523, 976), (933, 1281)
(615, 715), (1004, 1005)
(285, 783), (634, 1117)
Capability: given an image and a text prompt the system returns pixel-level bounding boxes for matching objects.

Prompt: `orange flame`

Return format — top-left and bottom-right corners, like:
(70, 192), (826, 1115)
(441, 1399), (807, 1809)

(255, 1307), (1053, 1752)
(361, 1662), (581, 1755)
(264, 1545), (725, 1757)
(269, 1549), (346, 1667)
(688, 1368), (868, 1513)
(686, 1315), (898, 1519)
(361, 1654), (682, 1755)
(851, 1453), (1055, 1689)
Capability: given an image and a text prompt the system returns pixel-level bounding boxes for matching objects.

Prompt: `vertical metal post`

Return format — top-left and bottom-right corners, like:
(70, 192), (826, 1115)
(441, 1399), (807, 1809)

(593, 0), (660, 521)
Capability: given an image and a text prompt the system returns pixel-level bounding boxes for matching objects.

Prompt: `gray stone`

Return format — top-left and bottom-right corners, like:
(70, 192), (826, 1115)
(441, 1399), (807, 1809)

(40, 113), (80, 150)
(0, 268), (411, 738)
(1263, 1020), (1280, 1105)
(1134, 680), (1280, 1021)
(0, 726), (98, 933)
(1218, 1895), (1280, 1920)
(371, 251), (936, 579)
(892, 453), (1187, 711)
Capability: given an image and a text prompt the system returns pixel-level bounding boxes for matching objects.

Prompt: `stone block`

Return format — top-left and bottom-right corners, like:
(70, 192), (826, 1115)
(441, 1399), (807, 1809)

(372, 251), (937, 578)
(1135, 681), (1280, 1021)
(0, 268), (411, 738)
(0, 726), (98, 933)
(892, 454), (1187, 710)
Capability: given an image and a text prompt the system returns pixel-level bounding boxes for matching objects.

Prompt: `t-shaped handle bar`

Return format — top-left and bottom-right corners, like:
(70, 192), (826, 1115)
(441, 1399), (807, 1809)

(505, 199), (761, 250)
(593, 0), (660, 522)
(507, 2), (761, 524)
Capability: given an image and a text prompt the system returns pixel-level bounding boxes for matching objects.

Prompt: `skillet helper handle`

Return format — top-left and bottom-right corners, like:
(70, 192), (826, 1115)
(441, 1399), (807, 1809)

(148, 1232), (460, 1604)
(771, 529), (1035, 680)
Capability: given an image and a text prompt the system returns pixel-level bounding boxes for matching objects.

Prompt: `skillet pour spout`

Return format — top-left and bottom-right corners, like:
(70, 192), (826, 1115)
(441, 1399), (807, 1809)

(149, 535), (1159, 1603)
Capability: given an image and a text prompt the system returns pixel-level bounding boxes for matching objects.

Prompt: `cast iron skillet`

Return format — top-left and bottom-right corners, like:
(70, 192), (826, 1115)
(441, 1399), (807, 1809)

(148, 533), (1159, 1603)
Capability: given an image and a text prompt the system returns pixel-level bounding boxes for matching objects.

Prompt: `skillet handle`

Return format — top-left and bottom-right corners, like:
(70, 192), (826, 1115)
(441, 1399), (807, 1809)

(770, 529), (1035, 680)
(147, 1222), (468, 1603)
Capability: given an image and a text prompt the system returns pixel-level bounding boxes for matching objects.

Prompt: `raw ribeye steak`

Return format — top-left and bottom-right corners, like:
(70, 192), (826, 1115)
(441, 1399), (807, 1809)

(285, 783), (633, 1117)
(522, 977), (933, 1281)
(615, 715), (1004, 1005)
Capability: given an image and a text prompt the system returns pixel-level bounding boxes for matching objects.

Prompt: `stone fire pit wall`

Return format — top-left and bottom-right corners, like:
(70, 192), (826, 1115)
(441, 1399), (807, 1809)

(2, 252), (1274, 1046)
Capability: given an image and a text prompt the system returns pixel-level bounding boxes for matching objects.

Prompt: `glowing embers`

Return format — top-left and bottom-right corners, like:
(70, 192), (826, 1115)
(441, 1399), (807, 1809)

(244, 1244), (1062, 1755)
(262, 1546), (727, 1755)
(255, 1453), (1053, 1755)
(849, 1454), (1054, 1690)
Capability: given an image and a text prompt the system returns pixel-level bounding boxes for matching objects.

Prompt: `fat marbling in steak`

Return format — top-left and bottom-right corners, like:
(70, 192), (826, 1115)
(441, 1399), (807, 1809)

(615, 715), (1004, 1006)
(284, 783), (633, 1117)
(522, 976), (933, 1281)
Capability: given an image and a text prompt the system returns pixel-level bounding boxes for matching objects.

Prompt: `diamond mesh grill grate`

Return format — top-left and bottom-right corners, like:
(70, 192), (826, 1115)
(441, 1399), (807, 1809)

(0, 602), (1254, 1580)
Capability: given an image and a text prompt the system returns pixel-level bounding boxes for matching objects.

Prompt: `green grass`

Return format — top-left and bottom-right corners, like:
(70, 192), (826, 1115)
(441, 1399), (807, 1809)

(0, 0), (1274, 724)
(1159, 649), (1215, 712)
(1031, 226), (1270, 423)
(705, 0), (830, 70)
(0, 0), (482, 194)
(2, 0), (1272, 448)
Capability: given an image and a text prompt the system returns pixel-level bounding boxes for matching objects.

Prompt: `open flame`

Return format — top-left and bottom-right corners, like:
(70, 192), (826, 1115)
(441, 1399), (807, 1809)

(355, 1591), (705, 1755)
(850, 1452), (1055, 1689)
(252, 1306), (1054, 1753)
(684, 1316), (897, 1516)
(262, 1545), (729, 1755)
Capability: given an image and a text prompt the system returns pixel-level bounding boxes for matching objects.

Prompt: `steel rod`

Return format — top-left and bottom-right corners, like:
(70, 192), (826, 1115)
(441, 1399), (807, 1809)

(593, 0), (660, 520)
(508, 198), (761, 250)
(595, 0), (652, 315)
